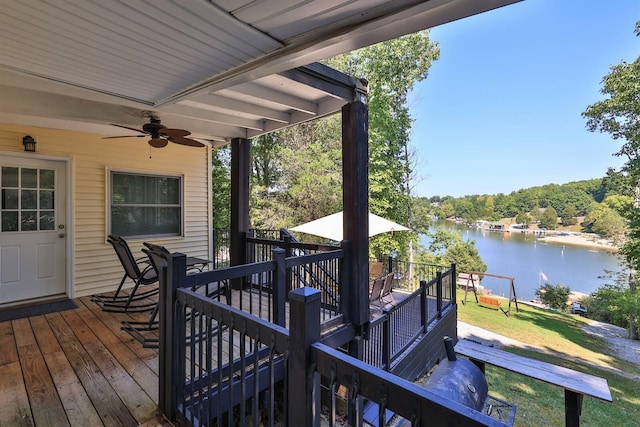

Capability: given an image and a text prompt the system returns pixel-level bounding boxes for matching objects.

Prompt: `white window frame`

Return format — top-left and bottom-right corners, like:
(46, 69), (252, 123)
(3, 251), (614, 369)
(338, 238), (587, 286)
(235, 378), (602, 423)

(107, 169), (184, 239)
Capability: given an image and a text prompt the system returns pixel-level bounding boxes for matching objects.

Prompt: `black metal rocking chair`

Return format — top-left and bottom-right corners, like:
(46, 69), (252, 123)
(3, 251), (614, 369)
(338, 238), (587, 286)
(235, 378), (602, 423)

(121, 247), (231, 348)
(91, 235), (158, 313)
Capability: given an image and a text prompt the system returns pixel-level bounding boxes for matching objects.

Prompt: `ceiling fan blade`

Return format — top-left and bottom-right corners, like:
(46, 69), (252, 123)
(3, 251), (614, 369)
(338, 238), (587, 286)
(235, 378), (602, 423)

(148, 138), (169, 148)
(171, 137), (205, 147)
(102, 135), (145, 139)
(110, 124), (147, 134)
(161, 128), (191, 138)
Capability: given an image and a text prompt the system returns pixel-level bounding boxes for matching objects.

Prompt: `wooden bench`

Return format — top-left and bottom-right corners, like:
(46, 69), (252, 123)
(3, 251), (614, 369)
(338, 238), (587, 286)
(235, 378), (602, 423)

(479, 295), (501, 309)
(455, 339), (612, 427)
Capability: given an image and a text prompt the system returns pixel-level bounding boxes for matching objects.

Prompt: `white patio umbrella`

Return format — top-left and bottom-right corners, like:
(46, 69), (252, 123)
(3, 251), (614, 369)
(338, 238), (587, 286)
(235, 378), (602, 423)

(289, 211), (410, 241)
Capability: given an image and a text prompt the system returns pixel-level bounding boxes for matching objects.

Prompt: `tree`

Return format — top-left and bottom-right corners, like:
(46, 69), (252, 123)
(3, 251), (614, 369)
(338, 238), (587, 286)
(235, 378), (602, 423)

(582, 204), (626, 242)
(583, 21), (640, 339)
(539, 206), (558, 230)
(515, 211), (532, 228)
(212, 147), (231, 229)
(535, 283), (571, 310)
(561, 204), (578, 226)
(419, 228), (487, 274)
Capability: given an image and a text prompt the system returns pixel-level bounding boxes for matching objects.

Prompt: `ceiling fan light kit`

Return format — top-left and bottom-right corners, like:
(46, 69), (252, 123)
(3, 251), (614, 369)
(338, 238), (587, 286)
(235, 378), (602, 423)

(103, 117), (205, 148)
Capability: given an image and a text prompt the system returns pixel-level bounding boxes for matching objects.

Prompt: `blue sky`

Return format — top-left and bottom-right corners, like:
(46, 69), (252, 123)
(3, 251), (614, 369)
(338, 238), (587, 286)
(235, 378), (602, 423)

(409, 0), (640, 198)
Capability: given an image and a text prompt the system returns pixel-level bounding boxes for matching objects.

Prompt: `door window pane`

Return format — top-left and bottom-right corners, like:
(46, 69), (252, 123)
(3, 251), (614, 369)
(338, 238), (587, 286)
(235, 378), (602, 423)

(21, 169), (38, 188)
(21, 190), (37, 209)
(40, 169), (55, 189)
(2, 189), (18, 209)
(110, 171), (182, 238)
(40, 190), (55, 209)
(21, 211), (37, 231)
(40, 211), (55, 230)
(1, 166), (56, 232)
(2, 167), (18, 187)
(2, 211), (18, 231)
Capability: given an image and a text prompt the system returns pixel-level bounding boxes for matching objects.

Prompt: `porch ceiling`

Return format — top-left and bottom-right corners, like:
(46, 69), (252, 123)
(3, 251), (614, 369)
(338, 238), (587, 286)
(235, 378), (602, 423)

(0, 0), (519, 145)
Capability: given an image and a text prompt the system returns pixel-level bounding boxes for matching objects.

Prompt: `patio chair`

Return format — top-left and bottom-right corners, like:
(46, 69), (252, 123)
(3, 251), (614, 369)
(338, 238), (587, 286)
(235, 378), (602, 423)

(380, 272), (395, 305)
(120, 247), (167, 348)
(92, 235), (158, 313)
(369, 277), (385, 311)
(121, 247), (231, 348)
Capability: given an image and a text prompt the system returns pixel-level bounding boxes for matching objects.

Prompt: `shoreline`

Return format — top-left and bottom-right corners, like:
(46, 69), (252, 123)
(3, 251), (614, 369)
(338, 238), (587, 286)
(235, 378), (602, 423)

(535, 233), (618, 253)
(507, 225), (619, 252)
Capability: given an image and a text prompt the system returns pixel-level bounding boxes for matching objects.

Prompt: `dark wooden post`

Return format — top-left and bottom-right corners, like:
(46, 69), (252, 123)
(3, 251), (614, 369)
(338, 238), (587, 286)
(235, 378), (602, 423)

(565, 390), (583, 427)
(272, 248), (286, 326)
(283, 234), (293, 292)
(288, 287), (321, 427)
(340, 240), (352, 321)
(342, 100), (369, 327)
(158, 252), (187, 420)
(382, 312), (391, 371)
(436, 271), (443, 319)
(231, 137), (250, 288)
(420, 280), (428, 332)
(450, 263), (457, 302)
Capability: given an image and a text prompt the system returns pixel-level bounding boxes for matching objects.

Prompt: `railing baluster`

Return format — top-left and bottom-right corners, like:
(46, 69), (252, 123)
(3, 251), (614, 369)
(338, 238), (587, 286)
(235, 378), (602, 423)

(420, 280), (427, 333)
(436, 271), (443, 319)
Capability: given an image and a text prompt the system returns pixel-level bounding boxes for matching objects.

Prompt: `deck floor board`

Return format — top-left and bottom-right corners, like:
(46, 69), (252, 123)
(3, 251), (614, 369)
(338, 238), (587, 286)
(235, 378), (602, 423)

(0, 286), (426, 426)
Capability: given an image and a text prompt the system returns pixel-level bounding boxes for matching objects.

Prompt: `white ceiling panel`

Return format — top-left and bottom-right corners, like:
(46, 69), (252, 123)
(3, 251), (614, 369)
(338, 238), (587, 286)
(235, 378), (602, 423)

(0, 0), (519, 144)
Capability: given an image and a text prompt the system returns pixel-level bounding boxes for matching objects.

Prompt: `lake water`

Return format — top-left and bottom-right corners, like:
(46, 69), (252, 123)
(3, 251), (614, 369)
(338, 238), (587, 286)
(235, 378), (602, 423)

(420, 222), (624, 301)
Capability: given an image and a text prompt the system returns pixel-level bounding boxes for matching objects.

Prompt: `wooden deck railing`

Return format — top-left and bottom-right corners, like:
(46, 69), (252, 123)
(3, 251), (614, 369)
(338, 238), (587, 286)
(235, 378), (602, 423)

(363, 266), (457, 372)
(386, 258), (450, 291)
(157, 253), (507, 426)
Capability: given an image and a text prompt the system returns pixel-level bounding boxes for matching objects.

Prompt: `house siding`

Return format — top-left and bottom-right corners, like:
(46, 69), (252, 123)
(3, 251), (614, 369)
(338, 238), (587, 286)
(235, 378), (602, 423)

(0, 124), (212, 298)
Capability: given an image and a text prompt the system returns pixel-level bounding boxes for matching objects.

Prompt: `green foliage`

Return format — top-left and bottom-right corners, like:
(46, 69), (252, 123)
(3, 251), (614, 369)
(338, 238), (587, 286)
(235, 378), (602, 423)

(535, 283), (571, 310)
(539, 206), (558, 230)
(427, 178), (606, 225)
(515, 211), (531, 227)
(418, 227), (486, 274)
(585, 284), (635, 328)
(582, 203), (626, 242)
(212, 147), (231, 229)
(582, 22), (640, 338)
(246, 33), (440, 259)
(561, 204), (578, 226)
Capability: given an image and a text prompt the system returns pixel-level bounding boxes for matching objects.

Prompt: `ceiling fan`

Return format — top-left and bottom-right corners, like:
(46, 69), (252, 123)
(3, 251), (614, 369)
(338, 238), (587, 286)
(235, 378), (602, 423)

(103, 117), (205, 148)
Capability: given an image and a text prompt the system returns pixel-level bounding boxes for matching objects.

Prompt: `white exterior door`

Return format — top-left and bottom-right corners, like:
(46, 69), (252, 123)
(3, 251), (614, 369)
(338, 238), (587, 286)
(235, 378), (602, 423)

(0, 156), (67, 306)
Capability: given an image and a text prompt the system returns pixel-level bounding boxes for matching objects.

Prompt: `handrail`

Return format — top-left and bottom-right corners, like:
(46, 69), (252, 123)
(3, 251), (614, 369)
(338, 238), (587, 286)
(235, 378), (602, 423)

(245, 230), (342, 307)
(159, 252), (483, 426)
(364, 265), (457, 371)
(312, 342), (509, 426)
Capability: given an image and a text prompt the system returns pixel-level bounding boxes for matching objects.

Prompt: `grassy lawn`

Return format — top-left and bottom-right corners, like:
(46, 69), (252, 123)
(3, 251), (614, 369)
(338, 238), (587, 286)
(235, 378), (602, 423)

(457, 299), (640, 427)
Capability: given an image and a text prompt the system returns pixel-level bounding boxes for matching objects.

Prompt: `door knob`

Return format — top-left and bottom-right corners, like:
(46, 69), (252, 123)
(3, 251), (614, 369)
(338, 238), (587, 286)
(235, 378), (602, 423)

(58, 233), (65, 238)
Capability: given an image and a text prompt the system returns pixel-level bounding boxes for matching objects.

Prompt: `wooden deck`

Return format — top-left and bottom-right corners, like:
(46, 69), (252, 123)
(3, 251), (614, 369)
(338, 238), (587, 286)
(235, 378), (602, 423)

(0, 296), (169, 427)
(0, 287), (430, 426)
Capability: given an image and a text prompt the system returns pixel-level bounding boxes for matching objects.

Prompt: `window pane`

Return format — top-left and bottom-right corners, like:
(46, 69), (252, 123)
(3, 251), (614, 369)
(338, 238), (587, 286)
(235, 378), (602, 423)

(111, 172), (182, 237)
(40, 190), (55, 209)
(111, 206), (180, 237)
(21, 211), (37, 231)
(21, 190), (37, 209)
(40, 169), (55, 189)
(112, 174), (146, 204)
(40, 211), (55, 230)
(2, 167), (18, 187)
(2, 211), (18, 231)
(21, 169), (38, 188)
(2, 189), (18, 209)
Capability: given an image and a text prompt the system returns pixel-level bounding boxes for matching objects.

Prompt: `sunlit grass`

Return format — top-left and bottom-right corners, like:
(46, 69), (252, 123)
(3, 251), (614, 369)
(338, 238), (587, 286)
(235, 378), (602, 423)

(457, 297), (640, 376)
(456, 298), (640, 426)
